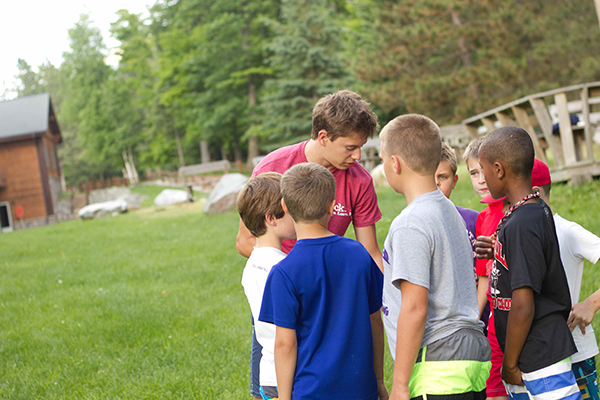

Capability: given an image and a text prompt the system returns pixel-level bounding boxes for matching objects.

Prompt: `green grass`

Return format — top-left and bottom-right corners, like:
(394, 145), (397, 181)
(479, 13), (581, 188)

(1, 172), (600, 398)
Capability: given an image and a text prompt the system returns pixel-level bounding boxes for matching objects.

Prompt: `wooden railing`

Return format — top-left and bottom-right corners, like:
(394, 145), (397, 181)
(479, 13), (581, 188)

(463, 82), (600, 184)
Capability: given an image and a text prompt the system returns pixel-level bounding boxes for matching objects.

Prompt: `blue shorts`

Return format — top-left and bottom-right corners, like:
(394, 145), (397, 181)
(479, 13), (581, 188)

(504, 358), (582, 400)
(250, 319), (262, 397)
(572, 356), (599, 400)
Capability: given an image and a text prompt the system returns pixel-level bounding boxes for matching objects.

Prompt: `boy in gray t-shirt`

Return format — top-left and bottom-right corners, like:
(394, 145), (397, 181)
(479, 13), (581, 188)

(379, 114), (491, 400)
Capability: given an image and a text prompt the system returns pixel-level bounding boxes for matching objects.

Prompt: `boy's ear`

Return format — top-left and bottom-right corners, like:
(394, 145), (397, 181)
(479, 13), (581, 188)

(494, 161), (506, 180)
(317, 129), (329, 146)
(327, 199), (336, 215)
(281, 198), (289, 214)
(391, 154), (402, 174)
(451, 174), (459, 190)
(265, 213), (277, 226)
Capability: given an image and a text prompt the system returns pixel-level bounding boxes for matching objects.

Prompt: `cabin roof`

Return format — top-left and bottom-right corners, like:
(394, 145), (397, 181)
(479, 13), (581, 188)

(0, 93), (61, 143)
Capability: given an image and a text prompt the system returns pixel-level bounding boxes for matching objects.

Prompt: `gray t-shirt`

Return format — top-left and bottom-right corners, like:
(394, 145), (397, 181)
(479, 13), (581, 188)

(382, 190), (483, 358)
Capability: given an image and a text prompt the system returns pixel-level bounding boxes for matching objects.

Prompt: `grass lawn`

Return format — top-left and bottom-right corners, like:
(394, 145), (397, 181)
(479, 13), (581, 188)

(1, 171), (599, 398)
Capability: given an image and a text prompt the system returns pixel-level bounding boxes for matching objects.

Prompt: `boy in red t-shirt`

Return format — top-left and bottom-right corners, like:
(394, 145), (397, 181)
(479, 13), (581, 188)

(463, 137), (509, 400)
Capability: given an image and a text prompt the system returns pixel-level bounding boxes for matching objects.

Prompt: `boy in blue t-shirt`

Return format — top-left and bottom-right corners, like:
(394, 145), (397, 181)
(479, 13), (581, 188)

(259, 162), (387, 400)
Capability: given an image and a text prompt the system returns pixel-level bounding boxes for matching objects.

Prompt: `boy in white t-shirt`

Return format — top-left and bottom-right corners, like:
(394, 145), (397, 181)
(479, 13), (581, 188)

(237, 172), (296, 400)
(531, 159), (600, 399)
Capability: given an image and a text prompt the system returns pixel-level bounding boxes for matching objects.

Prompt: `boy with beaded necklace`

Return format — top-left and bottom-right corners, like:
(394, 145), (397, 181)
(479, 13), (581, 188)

(479, 127), (581, 400)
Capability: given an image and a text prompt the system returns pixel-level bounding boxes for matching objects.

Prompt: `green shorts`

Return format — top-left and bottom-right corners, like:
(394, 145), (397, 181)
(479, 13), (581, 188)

(409, 328), (492, 399)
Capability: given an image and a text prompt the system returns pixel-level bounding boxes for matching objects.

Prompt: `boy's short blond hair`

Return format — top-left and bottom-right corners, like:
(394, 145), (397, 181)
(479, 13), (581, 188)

(380, 114), (441, 175)
(281, 163), (336, 223)
(237, 172), (285, 237)
(463, 137), (484, 162)
(440, 142), (458, 175)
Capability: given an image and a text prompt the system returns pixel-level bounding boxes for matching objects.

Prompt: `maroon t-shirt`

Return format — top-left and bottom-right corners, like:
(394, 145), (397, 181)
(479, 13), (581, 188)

(252, 140), (382, 253)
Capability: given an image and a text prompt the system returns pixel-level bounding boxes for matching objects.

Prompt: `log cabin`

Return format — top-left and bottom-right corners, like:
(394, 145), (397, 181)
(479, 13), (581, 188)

(0, 93), (63, 231)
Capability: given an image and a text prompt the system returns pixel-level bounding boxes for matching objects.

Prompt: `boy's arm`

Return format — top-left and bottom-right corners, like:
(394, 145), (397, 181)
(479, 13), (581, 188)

(477, 276), (489, 318)
(355, 224), (383, 271)
(390, 280), (428, 400)
(371, 310), (389, 400)
(274, 326), (297, 400)
(502, 287), (534, 386)
(568, 288), (600, 335)
(236, 218), (256, 258)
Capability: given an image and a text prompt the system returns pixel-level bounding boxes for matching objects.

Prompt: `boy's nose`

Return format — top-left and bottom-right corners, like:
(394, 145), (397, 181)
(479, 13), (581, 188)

(351, 148), (361, 161)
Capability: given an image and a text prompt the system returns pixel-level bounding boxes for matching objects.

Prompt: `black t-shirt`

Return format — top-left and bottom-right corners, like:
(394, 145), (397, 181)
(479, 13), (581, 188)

(491, 199), (576, 373)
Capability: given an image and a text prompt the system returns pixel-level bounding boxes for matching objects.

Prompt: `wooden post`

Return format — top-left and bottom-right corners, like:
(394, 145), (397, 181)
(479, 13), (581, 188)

(481, 117), (496, 134)
(512, 105), (548, 163)
(529, 98), (565, 167)
(554, 93), (578, 166)
(495, 111), (514, 127)
(200, 140), (210, 164)
(595, 0), (600, 31)
(581, 87), (595, 161)
(465, 123), (479, 139)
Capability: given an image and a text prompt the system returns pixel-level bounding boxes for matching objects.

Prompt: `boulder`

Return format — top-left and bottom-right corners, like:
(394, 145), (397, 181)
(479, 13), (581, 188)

(78, 199), (128, 220)
(203, 173), (249, 215)
(370, 164), (390, 188)
(153, 189), (189, 206)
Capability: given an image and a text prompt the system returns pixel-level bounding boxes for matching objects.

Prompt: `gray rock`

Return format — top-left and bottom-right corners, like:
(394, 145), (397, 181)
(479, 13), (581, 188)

(154, 189), (189, 206)
(203, 173), (249, 214)
(78, 199), (128, 220)
(370, 164), (390, 188)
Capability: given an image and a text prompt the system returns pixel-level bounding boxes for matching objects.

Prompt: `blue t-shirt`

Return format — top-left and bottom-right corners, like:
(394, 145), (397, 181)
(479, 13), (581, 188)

(259, 235), (383, 400)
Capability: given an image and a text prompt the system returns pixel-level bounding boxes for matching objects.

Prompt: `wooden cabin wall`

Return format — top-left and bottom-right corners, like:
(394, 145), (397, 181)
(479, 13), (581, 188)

(0, 139), (48, 221)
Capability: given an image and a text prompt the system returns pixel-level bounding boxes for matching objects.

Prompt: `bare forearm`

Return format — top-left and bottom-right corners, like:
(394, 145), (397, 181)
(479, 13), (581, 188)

(393, 307), (426, 387)
(355, 224), (383, 271)
(504, 290), (534, 369)
(371, 310), (386, 383)
(477, 277), (489, 318)
(236, 219), (256, 258)
(274, 328), (297, 400)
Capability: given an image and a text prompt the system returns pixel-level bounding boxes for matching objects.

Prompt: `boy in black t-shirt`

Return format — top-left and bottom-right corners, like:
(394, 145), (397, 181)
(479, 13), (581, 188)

(479, 127), (581, 400)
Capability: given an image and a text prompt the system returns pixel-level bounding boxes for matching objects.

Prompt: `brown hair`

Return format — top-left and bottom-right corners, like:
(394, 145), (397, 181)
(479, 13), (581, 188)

(312, 90), (379, 141)
(237, 172), (285, 237)
(280, 163), (336, 223)
(380, 114), (442, 175)
(463, 137), (484, 162)
(440, 142), (458, 175)
(479, 126), (534, 179)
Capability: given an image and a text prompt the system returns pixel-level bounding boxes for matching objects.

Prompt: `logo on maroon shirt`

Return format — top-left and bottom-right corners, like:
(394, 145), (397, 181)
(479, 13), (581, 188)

(333, 203), (351, 217)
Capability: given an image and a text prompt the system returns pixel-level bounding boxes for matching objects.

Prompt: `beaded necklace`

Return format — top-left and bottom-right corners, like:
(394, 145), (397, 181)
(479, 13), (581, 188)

(493, 191), (540, 237)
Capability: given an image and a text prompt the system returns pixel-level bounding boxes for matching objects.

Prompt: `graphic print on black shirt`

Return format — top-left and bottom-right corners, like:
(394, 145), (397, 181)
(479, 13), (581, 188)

(491, 199), (576, 373)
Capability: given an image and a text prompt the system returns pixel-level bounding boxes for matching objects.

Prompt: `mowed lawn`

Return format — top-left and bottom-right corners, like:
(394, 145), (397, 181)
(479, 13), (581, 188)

(1, 173), (600, 399)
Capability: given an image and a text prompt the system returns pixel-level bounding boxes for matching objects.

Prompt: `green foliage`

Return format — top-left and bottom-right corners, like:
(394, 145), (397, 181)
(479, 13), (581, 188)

(11, 0), (600, 183)
(258, 0), (352, 145)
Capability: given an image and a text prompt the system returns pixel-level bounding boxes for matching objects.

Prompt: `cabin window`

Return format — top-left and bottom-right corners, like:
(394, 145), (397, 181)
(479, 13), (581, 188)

(44, 145), (50, 168)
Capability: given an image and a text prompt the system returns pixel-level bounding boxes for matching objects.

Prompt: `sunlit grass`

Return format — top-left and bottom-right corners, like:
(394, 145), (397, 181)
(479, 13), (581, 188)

(1, 171), (599, 398)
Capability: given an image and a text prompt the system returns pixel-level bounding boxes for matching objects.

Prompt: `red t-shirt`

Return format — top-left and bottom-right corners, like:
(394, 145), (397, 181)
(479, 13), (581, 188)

(475, 195), (506, 277)
(251, 140), (382, 253)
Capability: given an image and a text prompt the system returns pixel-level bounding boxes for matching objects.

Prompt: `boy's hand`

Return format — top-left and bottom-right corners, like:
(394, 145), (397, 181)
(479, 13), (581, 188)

(377, 380), (389, 400)
(568, 301), (595, 334)
(389, 385), (409, 400)
(475, 235), (495, 259)
(501, 364), (524, 386)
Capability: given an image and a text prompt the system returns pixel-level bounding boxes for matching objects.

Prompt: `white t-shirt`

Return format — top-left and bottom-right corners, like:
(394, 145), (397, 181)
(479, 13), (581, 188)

(554, 214), (600, 363)
(241, 246), (286, 387)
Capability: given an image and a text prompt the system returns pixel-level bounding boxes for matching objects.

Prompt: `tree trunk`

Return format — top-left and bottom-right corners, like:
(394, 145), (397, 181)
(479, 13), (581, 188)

(123, 152), (134, 183)
(128, 146), (139, 184)
(242, 14), (260, 169)
(450, 10), (480, 100)
(595, 0), (600, 31)
(175, 129), (185, 167)
(200, 140), (210, 164)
